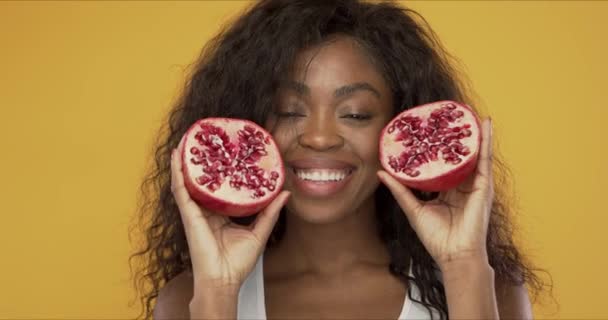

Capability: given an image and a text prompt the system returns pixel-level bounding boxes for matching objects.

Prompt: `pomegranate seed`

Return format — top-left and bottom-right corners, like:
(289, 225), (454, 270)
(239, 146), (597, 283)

(396, 131), (409, 141)
(419, 143), (429, 153)
(191, 158), (203, 165)
(270, 171), (279, 180)
(397, 157), (407, 166)
(418, 154), (428, 163)
(463, 129), (472, 137)
(196, 175), (212, 185)
(407, 169), (420, 177)
(389, 162), (398, 171)
(208, 182), (220, 191)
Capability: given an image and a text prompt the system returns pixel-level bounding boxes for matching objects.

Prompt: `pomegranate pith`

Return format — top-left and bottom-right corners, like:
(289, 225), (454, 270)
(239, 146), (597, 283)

(379, 101), (481, 191)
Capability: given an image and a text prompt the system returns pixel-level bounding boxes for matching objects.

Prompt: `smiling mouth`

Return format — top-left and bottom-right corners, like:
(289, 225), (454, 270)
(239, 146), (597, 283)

(292, 167), (355, 183)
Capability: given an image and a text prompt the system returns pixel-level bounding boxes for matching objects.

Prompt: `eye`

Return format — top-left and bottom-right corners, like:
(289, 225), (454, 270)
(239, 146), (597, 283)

(342, 114), (372, 121)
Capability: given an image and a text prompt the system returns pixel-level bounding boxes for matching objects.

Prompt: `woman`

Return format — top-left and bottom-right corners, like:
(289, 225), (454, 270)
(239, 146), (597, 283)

(131, 0), (545, 319)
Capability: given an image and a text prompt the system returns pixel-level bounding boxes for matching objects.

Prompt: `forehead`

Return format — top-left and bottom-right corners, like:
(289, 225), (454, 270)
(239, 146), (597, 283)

(289, 36), (388, 90)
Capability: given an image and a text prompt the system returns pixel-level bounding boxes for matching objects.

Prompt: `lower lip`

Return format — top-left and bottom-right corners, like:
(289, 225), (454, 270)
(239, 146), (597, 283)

(291, 169), (354, 197)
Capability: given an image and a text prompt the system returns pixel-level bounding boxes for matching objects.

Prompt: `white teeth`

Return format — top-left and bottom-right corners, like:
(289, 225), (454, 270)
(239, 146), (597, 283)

(295, 169), (350, 182)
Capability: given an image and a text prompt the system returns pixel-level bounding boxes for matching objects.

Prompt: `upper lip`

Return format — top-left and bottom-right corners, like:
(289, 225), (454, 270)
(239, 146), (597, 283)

(287, 157), (356, 171)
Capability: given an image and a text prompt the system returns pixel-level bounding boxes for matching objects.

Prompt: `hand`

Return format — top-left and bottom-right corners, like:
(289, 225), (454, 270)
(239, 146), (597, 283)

(170, 139), (290, 292)
(377, 118), (494, 270)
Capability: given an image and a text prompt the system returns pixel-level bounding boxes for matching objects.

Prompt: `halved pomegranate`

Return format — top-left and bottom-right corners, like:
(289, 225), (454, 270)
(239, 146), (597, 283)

(180, 118), (285, 217)
(379, 101), (481, 192)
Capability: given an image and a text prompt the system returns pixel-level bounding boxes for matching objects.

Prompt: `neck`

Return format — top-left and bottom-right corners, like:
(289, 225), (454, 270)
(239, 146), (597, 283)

(269, 198), (390, 276)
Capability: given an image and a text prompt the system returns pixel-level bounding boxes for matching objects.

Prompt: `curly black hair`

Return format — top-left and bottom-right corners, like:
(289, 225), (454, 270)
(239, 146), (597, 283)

(129, 1), (549, 319)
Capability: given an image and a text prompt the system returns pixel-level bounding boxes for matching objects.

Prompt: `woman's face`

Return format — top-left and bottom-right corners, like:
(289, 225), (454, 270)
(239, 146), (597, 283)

(266, 36), (394, 224)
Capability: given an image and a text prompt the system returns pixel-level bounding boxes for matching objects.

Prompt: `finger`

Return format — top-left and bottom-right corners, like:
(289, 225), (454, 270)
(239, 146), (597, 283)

(466, 119), (494, 225)
(251, 191), (290, 244)
(177, 133), (187, 155)
(475, 118), (493, 182)
(176, 135), (228, 232)
(377, 170), (423, 222)
(170, 148), (213, 233)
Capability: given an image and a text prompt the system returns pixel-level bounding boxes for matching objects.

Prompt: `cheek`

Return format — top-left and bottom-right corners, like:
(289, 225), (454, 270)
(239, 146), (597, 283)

(267, 122), (299, 153)
(349, 129), (382, 166)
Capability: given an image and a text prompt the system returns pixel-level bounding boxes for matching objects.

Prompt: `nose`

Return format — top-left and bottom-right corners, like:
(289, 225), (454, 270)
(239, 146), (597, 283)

(297, 113), (344, 151)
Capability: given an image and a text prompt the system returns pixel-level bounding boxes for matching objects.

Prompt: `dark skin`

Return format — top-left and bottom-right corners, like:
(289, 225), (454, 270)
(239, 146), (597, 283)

(155, 36), (532, 319)
(262, 36), (403, 319)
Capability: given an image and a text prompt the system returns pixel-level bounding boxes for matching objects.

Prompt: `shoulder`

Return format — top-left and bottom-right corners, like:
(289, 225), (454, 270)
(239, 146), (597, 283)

(153, 271), (194, 320)
(495, 275), (533, 320)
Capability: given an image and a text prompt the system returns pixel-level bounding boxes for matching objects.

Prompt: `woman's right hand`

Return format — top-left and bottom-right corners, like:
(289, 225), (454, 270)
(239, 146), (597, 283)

(170, 144), (290, 294)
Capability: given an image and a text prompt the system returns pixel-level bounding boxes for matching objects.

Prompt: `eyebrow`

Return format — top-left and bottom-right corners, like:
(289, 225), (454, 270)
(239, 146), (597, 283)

(282, 81), (381, 99)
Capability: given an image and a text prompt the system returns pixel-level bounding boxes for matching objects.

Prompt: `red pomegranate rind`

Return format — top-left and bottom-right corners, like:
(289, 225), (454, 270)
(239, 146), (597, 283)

(379, 101), (481, 191)
(180, 118), (285, 216)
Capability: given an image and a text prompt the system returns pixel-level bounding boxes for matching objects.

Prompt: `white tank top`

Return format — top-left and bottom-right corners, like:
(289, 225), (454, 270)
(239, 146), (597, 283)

(236, 254), (440, 319)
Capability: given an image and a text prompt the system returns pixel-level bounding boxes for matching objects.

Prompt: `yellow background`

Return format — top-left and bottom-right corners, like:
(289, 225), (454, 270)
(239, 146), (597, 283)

(1, 1), (605, 318)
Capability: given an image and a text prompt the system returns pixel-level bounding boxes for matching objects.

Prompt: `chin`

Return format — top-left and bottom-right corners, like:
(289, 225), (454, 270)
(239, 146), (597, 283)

(284, 197), (354, 225)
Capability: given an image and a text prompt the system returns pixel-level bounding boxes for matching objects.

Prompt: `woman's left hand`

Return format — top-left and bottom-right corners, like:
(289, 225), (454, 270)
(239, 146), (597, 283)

(378, 118), (494, 270)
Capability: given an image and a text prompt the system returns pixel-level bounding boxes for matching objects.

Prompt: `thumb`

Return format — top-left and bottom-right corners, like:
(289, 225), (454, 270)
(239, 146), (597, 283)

(377, 171), (423, 223)
(251, 191), (290, 244)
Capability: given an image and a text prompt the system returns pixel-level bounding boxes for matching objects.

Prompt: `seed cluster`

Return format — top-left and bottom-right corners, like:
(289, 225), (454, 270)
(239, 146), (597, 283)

(387, 103), (472, 177)
(189, 124), (279, 198)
